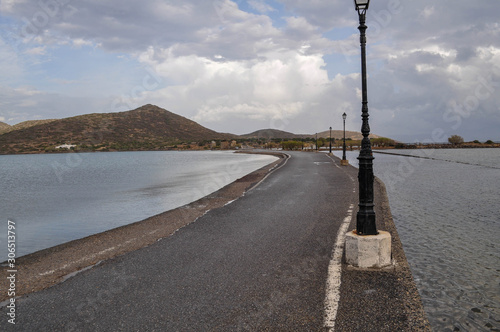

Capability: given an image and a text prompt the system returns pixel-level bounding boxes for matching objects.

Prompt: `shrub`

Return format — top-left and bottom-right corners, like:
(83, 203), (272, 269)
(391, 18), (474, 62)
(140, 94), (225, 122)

(448, 135), (464, 145)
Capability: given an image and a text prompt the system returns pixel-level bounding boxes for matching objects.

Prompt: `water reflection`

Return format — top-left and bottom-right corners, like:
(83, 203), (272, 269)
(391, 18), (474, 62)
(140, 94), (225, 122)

(0, 151), (278, 259)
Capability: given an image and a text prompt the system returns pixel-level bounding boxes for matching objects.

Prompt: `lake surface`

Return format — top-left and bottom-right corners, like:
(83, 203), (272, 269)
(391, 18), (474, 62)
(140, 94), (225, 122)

(333, 148), (500, 332)
(0, 151), (277, 259)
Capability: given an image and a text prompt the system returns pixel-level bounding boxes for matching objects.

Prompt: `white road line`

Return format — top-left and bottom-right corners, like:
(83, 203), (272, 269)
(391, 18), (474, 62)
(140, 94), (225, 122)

(325, 153), (356, 183)
(324, 203), (354, 331)
(247, 153), (290, 192)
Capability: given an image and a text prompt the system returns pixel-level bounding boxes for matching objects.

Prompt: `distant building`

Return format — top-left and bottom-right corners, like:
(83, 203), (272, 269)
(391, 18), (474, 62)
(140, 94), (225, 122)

(55, 144), (76, 149)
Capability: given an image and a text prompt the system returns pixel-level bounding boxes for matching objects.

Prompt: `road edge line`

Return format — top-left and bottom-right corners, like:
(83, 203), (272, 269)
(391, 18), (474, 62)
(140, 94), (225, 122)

(324, 203), (354, 331)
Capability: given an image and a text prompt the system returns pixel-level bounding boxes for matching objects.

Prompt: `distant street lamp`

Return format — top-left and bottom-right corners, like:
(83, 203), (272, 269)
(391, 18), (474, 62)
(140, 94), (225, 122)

(316, 133), (318, 151)
(329, 126), (332, 154)
(342, 112), (348, 165)
(354, 0), (377, 235)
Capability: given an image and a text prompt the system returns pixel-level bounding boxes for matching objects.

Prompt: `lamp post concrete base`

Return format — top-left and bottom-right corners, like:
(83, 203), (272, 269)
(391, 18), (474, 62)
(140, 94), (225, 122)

(341, 159), (349, 166)
(345, 230), (391, 268)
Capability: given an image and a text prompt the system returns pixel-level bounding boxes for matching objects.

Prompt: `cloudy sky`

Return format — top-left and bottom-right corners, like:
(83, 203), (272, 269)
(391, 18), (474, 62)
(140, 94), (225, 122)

(0, 0), (499, 142)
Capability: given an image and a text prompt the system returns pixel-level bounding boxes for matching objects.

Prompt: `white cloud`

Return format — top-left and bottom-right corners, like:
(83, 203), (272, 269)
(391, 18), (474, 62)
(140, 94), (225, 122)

(134, 46), (333, 133)
(0, 84), (106, 124)
(0, 37), (24, 84)
(278, 0), (354, 29)
(148, 2), (194, 20)
(419, 5), (435, 20)
(194, 102), (304, 123)
(248, 0), (276, 14)
(0, 0), (19, 12)
(72, 38), (93, 48)
(24, 46), (46, 55)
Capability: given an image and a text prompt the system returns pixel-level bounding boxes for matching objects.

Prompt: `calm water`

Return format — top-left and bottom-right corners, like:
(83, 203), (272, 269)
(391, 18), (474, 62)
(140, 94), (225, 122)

(0, 151), (277, 259)
(334, 148), (500, 332)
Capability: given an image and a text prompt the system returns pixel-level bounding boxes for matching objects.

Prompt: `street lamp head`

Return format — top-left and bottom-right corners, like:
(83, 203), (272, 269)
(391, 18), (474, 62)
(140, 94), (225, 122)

(330, 126), (332, 130)
(354, 0), (370, 13)
(342, 112), (347, 120)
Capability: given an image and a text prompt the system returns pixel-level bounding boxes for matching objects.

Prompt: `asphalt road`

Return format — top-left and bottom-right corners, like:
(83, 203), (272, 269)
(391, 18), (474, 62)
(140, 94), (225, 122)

(4, 151), (359, 331)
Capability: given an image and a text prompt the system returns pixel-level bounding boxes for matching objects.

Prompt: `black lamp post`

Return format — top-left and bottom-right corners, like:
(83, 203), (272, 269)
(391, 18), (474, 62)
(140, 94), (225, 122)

(342, 112), (347, 161)
(316, 133), (318, 151)
(354, 0), (377, 235)
(329, 126), (332, 154)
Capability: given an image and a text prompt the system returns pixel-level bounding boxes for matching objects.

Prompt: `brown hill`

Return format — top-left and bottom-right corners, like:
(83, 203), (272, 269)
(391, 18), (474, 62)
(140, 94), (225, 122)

(0, 104), (236, 154)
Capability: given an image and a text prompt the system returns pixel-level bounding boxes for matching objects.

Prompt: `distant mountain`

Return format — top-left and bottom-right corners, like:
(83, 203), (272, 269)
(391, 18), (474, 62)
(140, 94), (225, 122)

(0, 122), (10, 134)
(241, 129), (310, 139)
(12, 119), (57, 131)
(0, 104), (236, 154)
(0, 119), (57, 135)
(241, 128), (380, 140)
(315, 130), (380, 141)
